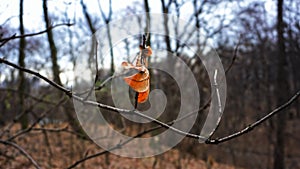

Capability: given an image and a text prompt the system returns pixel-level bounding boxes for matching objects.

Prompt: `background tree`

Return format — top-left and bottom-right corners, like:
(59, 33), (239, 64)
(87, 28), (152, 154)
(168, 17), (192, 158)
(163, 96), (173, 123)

(274, 0), (288, 168)
(0, 0), (299, 168)
(18, 0), (28, 129)
(42, 0), (62, 86)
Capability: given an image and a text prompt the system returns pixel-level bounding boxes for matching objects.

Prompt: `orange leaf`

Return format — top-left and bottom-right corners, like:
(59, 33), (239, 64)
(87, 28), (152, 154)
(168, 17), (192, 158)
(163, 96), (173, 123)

(122, 45), (152, 103)
(123, 68), (149, 93)
(122, 61), (146, 72)
(137, 88), (149, 103)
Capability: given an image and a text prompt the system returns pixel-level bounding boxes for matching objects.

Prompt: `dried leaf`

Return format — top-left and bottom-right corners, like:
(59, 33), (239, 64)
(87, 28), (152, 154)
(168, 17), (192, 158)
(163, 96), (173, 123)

(122, 46), (152, 103)
(137, 88), (149, 103)
(123, 68), (149, 93)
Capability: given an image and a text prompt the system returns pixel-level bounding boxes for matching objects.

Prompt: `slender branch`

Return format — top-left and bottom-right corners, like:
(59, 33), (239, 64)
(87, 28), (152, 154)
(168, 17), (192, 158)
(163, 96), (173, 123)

(225, 40), (240, 74)
(84, 41), (99, 101)
(134, 35), (147, 108)
(0, 57), (205, 140)
(206, 89), (300, 144)
(0, 58), (72, 97)
(31, 126), (90, 140)
(66, 124), (160, 169)
(6, 97), (67, 141)
(77, 72), (126, 96)
(0, 140), (41, 169)
(0, 33), (16, 48)
(66, 89), (300, 168)
(0, 23), (74, 42)
(1, 57), (299, 144)
(3, 52), (298, 167)
(0, 88), (62, 105)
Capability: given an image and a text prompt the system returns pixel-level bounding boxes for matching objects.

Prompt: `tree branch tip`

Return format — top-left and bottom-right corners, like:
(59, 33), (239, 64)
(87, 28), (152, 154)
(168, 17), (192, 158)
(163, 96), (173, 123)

(205, 138), (219, 144)
(67, 23), (75, 27)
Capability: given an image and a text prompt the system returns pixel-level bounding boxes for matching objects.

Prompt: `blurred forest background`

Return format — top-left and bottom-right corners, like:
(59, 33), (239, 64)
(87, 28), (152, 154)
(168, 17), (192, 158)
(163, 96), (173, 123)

(0, 0), (300, 169)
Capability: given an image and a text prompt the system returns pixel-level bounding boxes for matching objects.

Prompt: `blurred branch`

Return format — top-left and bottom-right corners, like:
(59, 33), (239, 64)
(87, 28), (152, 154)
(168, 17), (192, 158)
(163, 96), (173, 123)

(31, 125), (90, 141)
(0, 140), (41, 169)
(0, 23), (74, 47)
(0, 91), (50, 138)
(66, 125), (161, 169)
(1, 56), (299, 144)
(66, 88), (300, 168)
(66, 89), (300, 168)
(1, 44), (299, 167)
(6, 97), (67, 141)
(80, 0), (96, 34)
(77, 71), (126, 96)
(225, 40), (240, 74)
(0, 88), (65, 105)
(0, 58), (72, 97)
(84, 41), (99, 101)
(206, 89), (300, 144)
(0, 57), (206, 140)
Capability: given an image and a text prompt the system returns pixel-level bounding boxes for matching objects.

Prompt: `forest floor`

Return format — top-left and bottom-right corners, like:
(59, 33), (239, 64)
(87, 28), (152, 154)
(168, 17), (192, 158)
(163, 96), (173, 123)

(0, 123), (243, 169)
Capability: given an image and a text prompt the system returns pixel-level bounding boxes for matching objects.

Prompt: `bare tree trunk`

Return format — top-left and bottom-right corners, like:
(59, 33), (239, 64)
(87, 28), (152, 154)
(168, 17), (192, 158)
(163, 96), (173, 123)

(193, 0), (200, 50)
(42, 0), (84, 134)
(106, 24), (114, 75)
(144, 0), (151, 46)
(80, 0), (96, 34)
(160, 0), (172, 53)
(99, 0), (114, 75)
(18, 0), (28, 129)
(42, 0), (62, 86)
(80, 0), (97, 80)
(274, 0), (288, 168)
(161, 0), (174, 75)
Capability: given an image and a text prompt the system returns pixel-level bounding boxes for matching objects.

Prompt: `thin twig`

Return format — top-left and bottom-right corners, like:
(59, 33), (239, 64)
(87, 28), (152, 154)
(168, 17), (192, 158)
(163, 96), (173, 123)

(6, 97), (68, 141)
(66, 89), (300, 168)
(2, 53), (298, 167)
(66, 124), (160, 169)
(0, 34), (16, 48)
(0, 88), (59, 105)
(84, 41), (99, 101)
(206, 89), (300, 144)
(77, 72), (126, 96)
(1, 57), (299, 143)
(225, 39), (240, 74)
(0, 23), (74, 42)
(31, 126), (90, 140)
(0, 57), (205, 140)
(0, 140), (41, 169)
(134, 34), (147, 109)
(0, 58), (72, 97)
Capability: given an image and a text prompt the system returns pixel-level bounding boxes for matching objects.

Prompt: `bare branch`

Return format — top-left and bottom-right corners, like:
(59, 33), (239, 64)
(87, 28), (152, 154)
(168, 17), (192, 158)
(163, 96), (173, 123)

(206, 89), (300, 144)
(31, 126), (90, 140)
(0, 57), (206, 140)
(0, 88), (61, 105)
(1, 57), (299, 146)
(0, 140), (41, 169)
(225, 40), (240, 74)
(6, 97), (68, 141)
(84, 41), (99, 101)
(66, 89), (300, 168)
(0, 58), (72, 97)
(0, 23), (74, 43)
(66, 124), (160, 169)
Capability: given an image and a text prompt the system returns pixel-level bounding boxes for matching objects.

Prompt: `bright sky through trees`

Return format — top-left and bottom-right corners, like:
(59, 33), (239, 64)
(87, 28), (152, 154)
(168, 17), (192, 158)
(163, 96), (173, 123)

(0, 0), (276, 85)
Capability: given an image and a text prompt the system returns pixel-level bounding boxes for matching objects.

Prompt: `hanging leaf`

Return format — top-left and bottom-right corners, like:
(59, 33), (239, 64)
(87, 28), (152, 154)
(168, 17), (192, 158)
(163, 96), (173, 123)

(137, 88), (149, 103)
(123, 68), (149, 93)
(122, 45), (152, 103)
